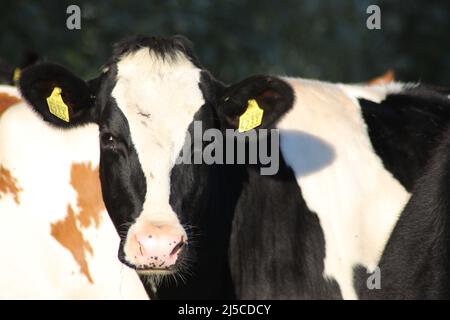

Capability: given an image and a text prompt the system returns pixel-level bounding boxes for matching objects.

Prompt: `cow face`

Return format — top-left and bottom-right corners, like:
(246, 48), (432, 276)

(19, 36), (294, 277)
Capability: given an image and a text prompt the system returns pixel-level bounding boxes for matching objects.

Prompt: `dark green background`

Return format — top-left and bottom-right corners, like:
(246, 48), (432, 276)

(1, 0), (449, 85)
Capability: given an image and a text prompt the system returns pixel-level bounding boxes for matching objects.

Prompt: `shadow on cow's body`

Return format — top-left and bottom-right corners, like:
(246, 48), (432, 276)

(279, 130), (335, 178)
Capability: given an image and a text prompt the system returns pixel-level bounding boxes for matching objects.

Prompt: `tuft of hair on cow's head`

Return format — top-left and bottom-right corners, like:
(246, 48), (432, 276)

(17, 35), (295, 282)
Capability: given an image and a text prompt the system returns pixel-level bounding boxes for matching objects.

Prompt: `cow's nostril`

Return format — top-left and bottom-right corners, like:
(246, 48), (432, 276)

(170, 236), (185, 256)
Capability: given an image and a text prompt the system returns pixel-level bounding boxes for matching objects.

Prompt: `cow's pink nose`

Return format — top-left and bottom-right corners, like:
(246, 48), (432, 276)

(125, 223), (186, 270)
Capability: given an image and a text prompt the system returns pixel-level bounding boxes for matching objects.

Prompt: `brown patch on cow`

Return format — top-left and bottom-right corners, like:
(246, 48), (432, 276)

(0, 165), (22, 204)
(70, 162), (105, 229)
(49, 162), (105, 282)
(0, 93), (21, 117)
(368, 70), (395, 85)
(51, 205), (94, 284)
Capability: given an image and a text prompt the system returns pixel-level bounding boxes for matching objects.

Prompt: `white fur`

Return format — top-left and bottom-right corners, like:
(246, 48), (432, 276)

(112, 49), (204, 246)
(0, 91), (147, 299)
(277, 78), (410, 299)
(338, 82), (419, 104)
(0, 84), (20, 96)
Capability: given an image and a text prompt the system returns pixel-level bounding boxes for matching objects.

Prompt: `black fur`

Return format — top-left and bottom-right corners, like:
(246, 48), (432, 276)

(109, 34), (202, 69)
(359, 86), (450, 191)
(229, 157), (342, 299)
(355, 125), (450, 299)
(19, 63), (97, 127)
(0, 51), (39, 84)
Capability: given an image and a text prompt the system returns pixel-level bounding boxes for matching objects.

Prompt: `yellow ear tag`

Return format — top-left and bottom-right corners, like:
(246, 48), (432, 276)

(12, 68), (21, 83)
(238, 99), (264, 132)
(46, 87), (70, 122)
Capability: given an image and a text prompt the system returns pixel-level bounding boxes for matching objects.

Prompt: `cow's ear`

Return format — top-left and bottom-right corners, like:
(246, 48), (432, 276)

(18, 63), (97, 128)
(216, 75), (294, 131)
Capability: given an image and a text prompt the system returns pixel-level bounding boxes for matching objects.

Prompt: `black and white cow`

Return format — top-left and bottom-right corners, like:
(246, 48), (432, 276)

(18, 35), (450, 299)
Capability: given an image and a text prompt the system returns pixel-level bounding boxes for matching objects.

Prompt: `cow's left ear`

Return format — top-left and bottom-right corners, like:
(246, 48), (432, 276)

(216, 75), (294, 131)
(19, 63), (97, 128)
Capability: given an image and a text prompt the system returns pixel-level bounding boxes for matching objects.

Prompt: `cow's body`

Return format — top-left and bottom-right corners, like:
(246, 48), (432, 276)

(17, 36), (450, 299)
(226, 80), (450, 299)
(0, 85), (148, 299)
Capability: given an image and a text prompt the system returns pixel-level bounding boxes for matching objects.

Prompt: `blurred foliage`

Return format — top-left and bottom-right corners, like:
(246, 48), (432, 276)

(0, 0), (449, 85)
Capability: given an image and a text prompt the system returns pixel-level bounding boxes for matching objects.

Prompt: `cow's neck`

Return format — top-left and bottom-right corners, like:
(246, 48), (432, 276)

(228, 159), (340, 299)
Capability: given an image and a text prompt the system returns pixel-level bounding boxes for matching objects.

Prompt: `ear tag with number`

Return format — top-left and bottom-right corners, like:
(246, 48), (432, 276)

(238, 99), (264, 132)
(46, 87), (70, 122)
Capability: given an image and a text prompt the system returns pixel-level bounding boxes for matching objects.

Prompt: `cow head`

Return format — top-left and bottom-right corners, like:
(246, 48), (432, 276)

(18, 35), (294, 278)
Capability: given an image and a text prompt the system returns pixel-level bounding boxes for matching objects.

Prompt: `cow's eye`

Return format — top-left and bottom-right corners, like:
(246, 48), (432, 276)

(101, 133), (117, 149)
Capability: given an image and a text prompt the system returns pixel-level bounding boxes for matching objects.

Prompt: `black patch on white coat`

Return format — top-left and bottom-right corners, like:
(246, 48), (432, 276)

(359, 85), (450, 191)
(354, 125), (450, 299)
(229, 152), (342, 299)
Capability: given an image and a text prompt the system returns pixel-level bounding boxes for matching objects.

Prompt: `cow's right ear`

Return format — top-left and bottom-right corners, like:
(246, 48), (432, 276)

(18, 63), (97, 128)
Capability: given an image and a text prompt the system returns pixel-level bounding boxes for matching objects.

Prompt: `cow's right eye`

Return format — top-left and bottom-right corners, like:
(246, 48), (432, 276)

(101, 133), (117, 150)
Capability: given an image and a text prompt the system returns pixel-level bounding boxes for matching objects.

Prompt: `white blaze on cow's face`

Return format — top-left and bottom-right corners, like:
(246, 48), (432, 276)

(109, 48), (205, 272)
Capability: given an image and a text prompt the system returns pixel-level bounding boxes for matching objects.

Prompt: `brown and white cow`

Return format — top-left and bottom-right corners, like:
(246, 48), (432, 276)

(0, 85), (148, 299)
